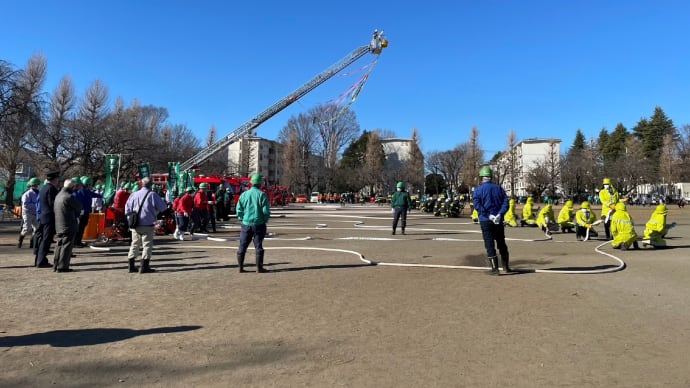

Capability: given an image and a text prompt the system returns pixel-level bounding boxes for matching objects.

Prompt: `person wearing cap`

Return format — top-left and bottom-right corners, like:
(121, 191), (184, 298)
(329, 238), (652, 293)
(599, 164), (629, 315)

(73, 176), (100, 247)
(173, 187), (195, 241)
(503, 198), (519, 227)
(642, 204), (670, 248)
(472, 166), (511, 275)
(124, 177), (168, 273)
(520, 196), (537, 227)
(18, 177), (41, 248)
(610, 201), (639, 250)
(557, 200), (576, 233)
(236, 173), (271, 273)
(536, 201), (556, 238)
(575, 201), (599, 241)
(53, 178), (83, 272)
(390, 181), (411, 235)
(193, 182), (211, 233)
(35, 171), (61, 268)
(599, 177), (620, 240)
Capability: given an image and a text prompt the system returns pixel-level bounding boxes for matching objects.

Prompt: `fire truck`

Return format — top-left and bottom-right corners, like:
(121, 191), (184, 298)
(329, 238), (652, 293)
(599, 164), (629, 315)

(101, 31), (387, 240)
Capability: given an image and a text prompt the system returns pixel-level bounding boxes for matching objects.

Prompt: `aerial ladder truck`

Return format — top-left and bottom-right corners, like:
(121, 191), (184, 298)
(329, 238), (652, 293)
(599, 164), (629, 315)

(178, 29), (388, 172)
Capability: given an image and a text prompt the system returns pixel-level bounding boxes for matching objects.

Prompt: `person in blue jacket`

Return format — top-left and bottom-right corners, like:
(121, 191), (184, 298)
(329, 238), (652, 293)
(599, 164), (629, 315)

(472, 166), (511, 275)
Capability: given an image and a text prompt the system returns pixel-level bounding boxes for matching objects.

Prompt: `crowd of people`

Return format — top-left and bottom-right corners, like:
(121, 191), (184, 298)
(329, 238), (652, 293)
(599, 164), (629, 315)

(17, 171), (273, 274)
(17, 168), (676, 276)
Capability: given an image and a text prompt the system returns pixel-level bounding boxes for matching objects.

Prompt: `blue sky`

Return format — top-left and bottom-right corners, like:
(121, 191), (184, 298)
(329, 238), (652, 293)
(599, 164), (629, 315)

(3, 1), (689, 157)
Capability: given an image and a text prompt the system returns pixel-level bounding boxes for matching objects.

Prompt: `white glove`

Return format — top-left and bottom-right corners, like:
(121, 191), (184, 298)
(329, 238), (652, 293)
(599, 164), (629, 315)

(391, 208), (395, 213)
(489, 214), (501, 225)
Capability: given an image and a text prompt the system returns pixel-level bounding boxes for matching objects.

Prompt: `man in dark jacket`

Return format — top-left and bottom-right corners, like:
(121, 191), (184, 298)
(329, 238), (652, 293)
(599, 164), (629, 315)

(472, 166), (511, 275)
(53, 178), (83, 272)
(35, 171), (61, 268)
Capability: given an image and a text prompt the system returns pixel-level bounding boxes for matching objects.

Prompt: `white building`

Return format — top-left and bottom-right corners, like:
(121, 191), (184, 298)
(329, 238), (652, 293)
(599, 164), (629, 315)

(497, 138), (561, 197)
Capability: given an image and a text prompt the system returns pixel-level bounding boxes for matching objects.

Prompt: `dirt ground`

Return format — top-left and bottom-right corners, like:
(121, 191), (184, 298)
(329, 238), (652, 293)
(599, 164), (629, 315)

(1, 203), (689, 387)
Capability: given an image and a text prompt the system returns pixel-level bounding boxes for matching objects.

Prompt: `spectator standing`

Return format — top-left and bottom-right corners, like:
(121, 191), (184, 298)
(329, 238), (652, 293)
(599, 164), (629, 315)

(390, 181), (411, 235)
(124, 177), (168, 273)
(18, 177), (41, 248)
(53, 179), (83, 272)
(174, 187), (195, 240)
(35, 171), (61, 268)
(236, 173), (271, 273)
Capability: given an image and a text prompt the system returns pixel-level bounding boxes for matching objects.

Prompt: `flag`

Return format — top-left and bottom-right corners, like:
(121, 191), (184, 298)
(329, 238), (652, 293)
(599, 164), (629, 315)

(103, 154), (120, 205)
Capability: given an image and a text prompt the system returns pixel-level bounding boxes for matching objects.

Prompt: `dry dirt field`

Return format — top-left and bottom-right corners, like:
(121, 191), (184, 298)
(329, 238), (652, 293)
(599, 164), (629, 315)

(1, 203), (689, 387)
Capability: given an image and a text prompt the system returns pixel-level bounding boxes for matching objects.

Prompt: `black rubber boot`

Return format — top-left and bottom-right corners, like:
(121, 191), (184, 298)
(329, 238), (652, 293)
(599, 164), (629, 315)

(237, 252), (246, 273)
(256, 251), (266, 273)
(17, 235), (24, 248)
(29, 236), (34, 249)
(501, 254), (512, 274)
(139, 259), (155, 273)
(128, 258), (138, 273)
(486, 256), (499, 275)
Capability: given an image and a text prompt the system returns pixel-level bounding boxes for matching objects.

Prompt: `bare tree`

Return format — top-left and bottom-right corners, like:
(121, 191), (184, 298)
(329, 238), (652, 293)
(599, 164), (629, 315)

(201, 125), (228, 174)
(278, 113), (321, 193)
(404, 127), (425, 193)
(31, 75), (75, 175)
(363, 130), (385, 196)
(461, 126), (484, 191)
(312, 104), (360, 167)
(504, 130), (519, 196)
(0, 54), (46, 206)
(69, 79), (110, 177)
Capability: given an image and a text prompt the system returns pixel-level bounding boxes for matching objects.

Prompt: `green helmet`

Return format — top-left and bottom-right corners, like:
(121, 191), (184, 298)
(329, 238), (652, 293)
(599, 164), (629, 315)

(396, 181), (404, 189)
(28, 177), (41, 186)
(120, 181), (128, 188)
(185, 186), (195, 192)
(125, 183), (134, 190)
(199, 182), (209, 189)
(479, 166), (493, 178)
(71, 177), (82, 185)
(80, 176), (92, 185)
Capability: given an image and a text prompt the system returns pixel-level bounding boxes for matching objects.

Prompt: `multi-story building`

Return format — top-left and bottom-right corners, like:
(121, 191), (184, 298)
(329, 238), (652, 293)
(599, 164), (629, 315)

(496, 138), (561, 198)
(226, 137), (283, 185)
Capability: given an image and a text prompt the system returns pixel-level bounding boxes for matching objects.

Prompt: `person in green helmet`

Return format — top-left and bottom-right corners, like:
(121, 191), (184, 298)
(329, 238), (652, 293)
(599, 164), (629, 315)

(236, 173), (271, 273)
(390, 181), (411, 235)
(18, 177), (42, 248)
(473, 166), (512, 275)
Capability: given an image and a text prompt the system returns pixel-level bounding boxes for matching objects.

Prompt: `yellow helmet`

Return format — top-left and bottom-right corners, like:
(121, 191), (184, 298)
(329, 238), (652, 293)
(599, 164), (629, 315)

(565, 200), (573, 208)
(603, 178), (611, 185)
(581, 201), (591, 209)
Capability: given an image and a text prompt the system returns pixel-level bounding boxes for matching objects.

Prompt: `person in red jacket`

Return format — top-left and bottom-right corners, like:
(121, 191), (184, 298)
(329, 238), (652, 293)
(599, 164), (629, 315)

(113, 182), (132, 211)
(174, 187), (195, 240)
(193, 183), (210, 233)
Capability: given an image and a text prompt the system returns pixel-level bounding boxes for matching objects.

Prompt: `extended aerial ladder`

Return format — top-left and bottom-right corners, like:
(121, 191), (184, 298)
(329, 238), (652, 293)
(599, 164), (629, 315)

(179, 30), (388, 172)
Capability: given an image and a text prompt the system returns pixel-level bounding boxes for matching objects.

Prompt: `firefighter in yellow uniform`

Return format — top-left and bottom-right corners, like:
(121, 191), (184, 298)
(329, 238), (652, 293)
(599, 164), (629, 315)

(610, 201), (639, 250)
(536, 201), (555, 238)
(575, 201), (598, 240)
(642, 204), (669, 248)
(599, 178), (619, 240)
(557, 199), (575, 233)
(503, 198), (519, 227)
(520, 196), (537, 227)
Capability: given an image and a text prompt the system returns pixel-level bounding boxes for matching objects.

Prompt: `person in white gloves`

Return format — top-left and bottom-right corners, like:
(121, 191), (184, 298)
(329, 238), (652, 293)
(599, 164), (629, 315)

(472, 166), (512, 275)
